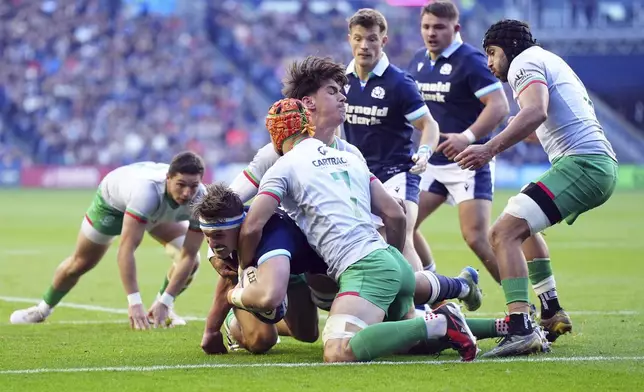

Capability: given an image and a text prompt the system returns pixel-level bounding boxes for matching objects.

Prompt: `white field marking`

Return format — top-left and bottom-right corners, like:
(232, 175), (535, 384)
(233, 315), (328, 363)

(2, 249), (42, 256)
(0, 320), (129, 326)
(0, 296), (205, 321)
(0, 296), (640, 324)
(1, 356), (643, 375)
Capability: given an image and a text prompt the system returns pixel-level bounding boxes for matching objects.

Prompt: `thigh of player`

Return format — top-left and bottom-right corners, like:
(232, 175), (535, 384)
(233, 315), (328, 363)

(77, 190), (123, 266)
(282, 274), (320, 343)
(322, 248), (414, 360)
(147, 221), (189, 246)
(501, 155), (616, 235)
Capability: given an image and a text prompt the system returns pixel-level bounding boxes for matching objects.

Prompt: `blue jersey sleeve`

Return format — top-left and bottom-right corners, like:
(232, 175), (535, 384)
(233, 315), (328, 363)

(467, 51), (503, 99)
(397, 73), (429, 122)
(254, 213), (295, 266)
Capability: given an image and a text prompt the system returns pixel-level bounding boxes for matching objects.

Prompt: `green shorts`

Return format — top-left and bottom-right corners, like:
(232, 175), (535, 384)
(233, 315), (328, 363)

(85, 190), (125, 236)
(527, 154), (617, 226)
(336, 246), (415, 321)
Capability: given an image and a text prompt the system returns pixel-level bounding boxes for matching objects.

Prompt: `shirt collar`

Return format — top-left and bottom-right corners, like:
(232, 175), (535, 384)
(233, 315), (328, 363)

(346, 52), (390, 77)
(426, 32), (463, 60)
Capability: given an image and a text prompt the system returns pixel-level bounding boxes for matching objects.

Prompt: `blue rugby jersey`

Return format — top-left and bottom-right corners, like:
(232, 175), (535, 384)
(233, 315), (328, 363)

(343, 53), (429, 182)
(407, 34), (503, 165)
(230, 208), (328, 275)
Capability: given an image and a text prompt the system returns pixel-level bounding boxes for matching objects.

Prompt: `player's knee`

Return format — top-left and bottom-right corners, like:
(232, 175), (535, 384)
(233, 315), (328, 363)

(66, 254), (99, 276)
(462, 228), (488, 252)
(489, 217), (516, 249)
(245, 330), (278, 354)
(292, 324), (319, 343)
(323, 340), (355, 363)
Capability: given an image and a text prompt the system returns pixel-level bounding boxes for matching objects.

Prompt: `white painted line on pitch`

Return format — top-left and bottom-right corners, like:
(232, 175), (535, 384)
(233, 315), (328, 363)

(1, 296), (640, 324)
(0, 319), (130, 326)
(1, 356), (643, 375)
(0, 296), (206, 321)
(2, 249), (42, 255)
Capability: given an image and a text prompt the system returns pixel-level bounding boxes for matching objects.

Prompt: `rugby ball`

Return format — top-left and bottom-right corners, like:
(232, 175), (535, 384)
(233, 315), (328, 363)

(240, 267), (288, 325)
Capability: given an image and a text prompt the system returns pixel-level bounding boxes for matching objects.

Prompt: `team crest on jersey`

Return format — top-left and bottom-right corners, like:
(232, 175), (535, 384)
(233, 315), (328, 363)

(439, 63), (452, 75)
(344, 84), (351, 94)
(417, 62), (424, 72)
(371, 86), (385, 99)
(101, 215), (115, 226)
(515, 69), (529, 84)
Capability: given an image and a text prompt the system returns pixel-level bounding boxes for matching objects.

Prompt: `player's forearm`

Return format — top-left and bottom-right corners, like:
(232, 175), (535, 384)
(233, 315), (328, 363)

(383, 215), (407, 252)
(486, 106), (546, 156)
(117, 248), (139, 296)
(205, 278), (235, 333)
(468, 99), (509, 139)
(163, 253), (196, 297)
(419, 117), (440, 150)
(238, 225), (262, 269)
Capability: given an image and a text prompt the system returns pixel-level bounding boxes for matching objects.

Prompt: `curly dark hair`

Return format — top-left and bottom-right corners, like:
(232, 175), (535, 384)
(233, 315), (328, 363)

(281, 56), (348, 100)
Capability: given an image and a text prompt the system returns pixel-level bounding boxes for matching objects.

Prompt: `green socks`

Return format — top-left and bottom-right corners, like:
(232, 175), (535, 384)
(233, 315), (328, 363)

(501, 277), (530, 305)
(349, 317), (429, 361)
(528, 258), (553, 285)
(43, 286), (68, 307)
(466, 318), (506, 339)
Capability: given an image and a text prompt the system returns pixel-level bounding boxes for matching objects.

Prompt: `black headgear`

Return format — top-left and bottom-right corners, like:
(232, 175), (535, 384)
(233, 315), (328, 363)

(483, 19), (537, 63)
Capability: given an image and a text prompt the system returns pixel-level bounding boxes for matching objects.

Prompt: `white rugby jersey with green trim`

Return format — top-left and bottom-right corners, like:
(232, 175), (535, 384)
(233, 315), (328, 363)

(257, 138), (388, 281)
(233, 136), (365, 203)
(508, 46), (616, 163)
(99, 162), (205, 231)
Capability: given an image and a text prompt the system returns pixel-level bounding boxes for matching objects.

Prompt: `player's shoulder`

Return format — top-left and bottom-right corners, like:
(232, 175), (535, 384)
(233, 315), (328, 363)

(510, 46), (545, 71)
(254, 142), (280, 161)
(410, 47), (427, 64)
(457, 42), (485, 57)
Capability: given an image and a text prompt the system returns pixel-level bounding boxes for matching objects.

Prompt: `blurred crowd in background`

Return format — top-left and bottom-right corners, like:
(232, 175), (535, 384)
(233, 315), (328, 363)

(1, 0), (642, 170)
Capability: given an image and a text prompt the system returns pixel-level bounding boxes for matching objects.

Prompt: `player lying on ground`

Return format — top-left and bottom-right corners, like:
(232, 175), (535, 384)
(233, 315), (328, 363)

(196, 183), (483, 355)
(407, 1), (509, 282)
(237, 98), (478, 363)
(455, 19), (618, 357)
(225, 54), (483, 314)
(10, 152), (206, 329)
(196, 184), (328, 354)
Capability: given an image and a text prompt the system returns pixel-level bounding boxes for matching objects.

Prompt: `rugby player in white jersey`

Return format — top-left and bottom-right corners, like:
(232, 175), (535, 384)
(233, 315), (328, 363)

(455, 20), (618, 357)
(236, 98), (478, 363)
(10, 152), (207, 330)
(201, 56), (482, 353)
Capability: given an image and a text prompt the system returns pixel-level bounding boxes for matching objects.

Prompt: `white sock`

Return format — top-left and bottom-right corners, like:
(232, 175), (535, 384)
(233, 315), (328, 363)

(424, 312), (447, 339)
(458, 279), (470, 299)
(424, 263), (437, 273)
(37, 301), (52, 315)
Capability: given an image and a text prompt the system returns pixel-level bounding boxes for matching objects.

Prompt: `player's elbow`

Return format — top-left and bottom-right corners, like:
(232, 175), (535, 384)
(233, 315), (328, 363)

(527, 105), (548, 124)
(256, 288), (287, 312)
(382, 206), (406, 233)
(495, 97), (511, 118)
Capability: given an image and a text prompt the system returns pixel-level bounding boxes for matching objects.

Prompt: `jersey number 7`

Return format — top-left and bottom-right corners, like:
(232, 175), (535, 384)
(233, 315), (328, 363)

(330, 170), (362, 218)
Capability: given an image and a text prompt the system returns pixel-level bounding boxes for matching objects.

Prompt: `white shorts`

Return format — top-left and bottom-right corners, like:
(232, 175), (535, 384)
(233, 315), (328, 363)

(382, 172), (421, 205)
(419, 160), (495, 206)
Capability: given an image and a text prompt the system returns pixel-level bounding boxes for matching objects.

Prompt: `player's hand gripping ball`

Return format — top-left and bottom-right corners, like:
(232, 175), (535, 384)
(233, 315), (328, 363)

(240, 266), (288, 325)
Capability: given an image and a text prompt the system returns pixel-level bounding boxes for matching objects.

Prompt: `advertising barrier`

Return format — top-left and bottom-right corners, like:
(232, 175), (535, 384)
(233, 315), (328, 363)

(0, 163), (642, 190)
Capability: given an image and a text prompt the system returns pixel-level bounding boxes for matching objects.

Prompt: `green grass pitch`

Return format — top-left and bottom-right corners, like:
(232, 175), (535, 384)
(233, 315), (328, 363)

(0, 189), (643, 391)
